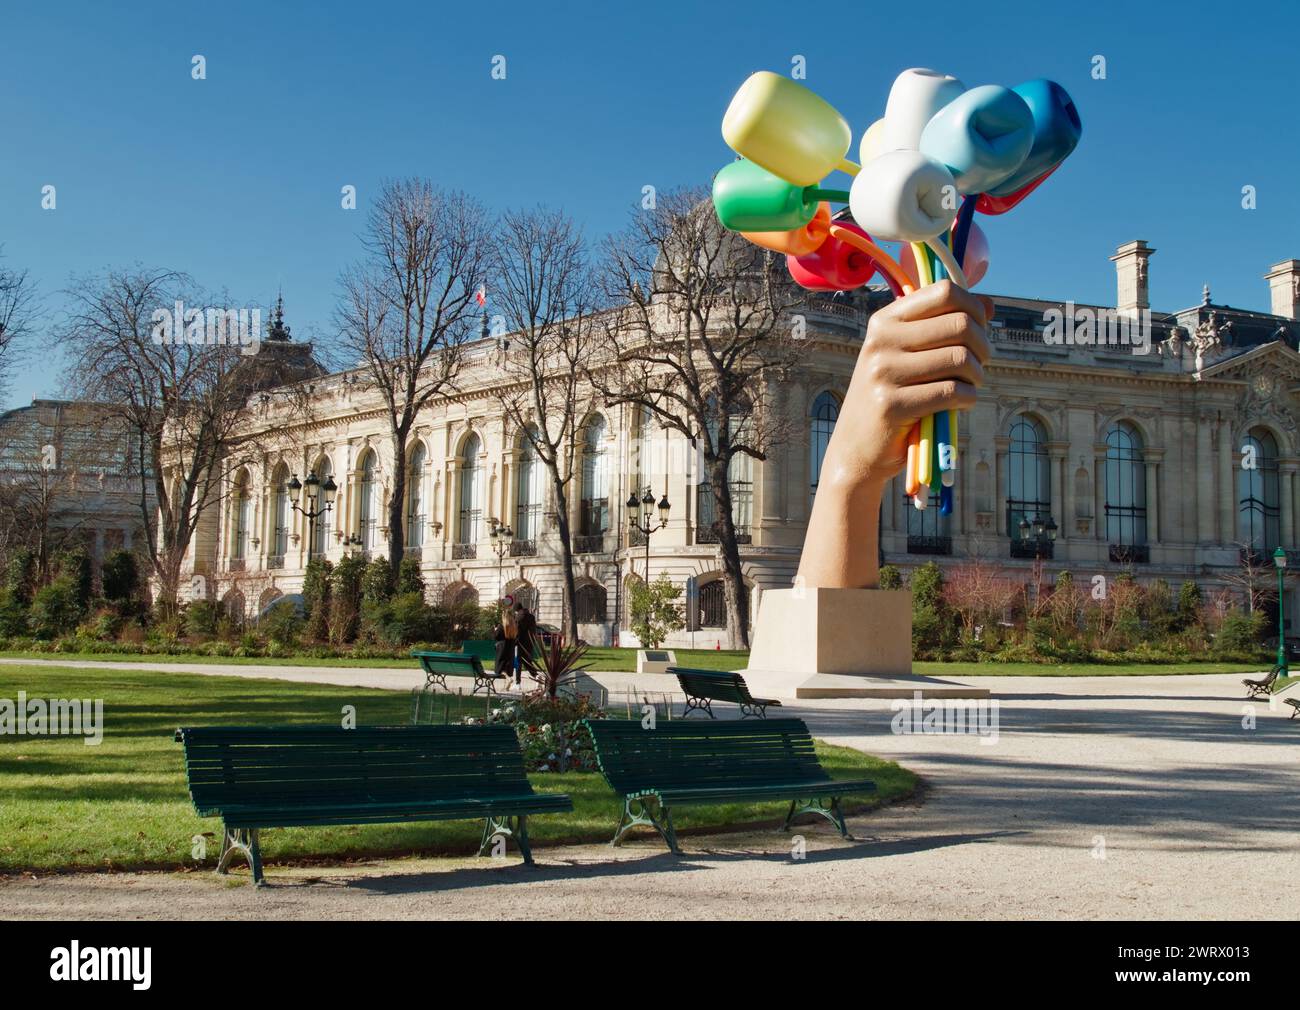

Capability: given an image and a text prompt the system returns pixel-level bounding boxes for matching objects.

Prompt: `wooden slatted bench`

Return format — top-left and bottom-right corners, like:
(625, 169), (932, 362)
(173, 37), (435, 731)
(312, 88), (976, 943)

(670, 666), (781, 719)
(1286, 698), (1299, 719)
(583, 717), (876, 853)
(413, 649), (497, 694)
(175, 724), (572, 886)
(1244, 665), (1281, 699)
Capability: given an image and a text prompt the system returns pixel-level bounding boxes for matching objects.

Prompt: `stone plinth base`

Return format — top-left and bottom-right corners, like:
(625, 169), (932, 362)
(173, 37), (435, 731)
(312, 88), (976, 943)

(793, 673), (990, 700)
(745, 587), (988, 700)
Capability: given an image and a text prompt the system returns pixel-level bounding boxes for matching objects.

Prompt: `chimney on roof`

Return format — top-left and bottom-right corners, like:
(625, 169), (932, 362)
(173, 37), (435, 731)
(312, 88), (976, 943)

(1264, 260), (1300, 320)
(1110, 240), (1154, 318)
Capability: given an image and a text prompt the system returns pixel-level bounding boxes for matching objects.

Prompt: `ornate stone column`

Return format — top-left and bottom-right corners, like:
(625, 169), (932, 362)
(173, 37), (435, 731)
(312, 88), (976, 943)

(1144, 447), (1164, 545)
(1047, 441), (1068, 542)
(1217, 416), (1234, 544)
(443, 454), (458, 559)
(1195, 413), (1216, 544)
(1281, 459), (1298, 547)
(994, 436), (1010, 536)
(1093, 442), (1108, 542)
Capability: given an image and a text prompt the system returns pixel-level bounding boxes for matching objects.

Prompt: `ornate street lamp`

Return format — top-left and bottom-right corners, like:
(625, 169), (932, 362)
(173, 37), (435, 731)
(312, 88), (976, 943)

(489, 517), (514, 607)
(1017, 512), (1057, 560)
(288, 471), (337, 559)
(628, 486), (671, 581)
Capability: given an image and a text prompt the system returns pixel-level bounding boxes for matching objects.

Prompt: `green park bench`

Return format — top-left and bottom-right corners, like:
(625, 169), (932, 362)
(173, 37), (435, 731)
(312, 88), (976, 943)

(1286, 699), (1299, 719)
(413, 649), (498, 694)
(1244, 665), (1282, 699)
(461, 639), (496, 663)
(671, 666), (781, 719)
(583, 717), (876, 854)
(174, 724), (572, 886)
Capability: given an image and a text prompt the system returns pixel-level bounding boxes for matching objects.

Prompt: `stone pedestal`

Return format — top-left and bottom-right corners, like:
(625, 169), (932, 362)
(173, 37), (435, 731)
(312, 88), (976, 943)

(745, 587), (988, 700)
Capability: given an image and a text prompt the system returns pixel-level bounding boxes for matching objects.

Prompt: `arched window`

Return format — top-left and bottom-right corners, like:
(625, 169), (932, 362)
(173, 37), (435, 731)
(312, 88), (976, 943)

(516, 428), (544, 542)
(698, 578), (749, 631)
(312, 456), (333, 557)
(621, 573), (644, 630)
(730, 446), (754, 533)
(222, 589), (246, 624)
(231, 470), (252, 562)
(575, 582), (607, 624)
(358, 449), (379, 553)
(1007, 415), (1050, 539)
(634, 407), (655, 491)
(407, 443), (426, 550)
(1105, 422), (1147, 547)
(580, 416), (609, 537)
(506, 581), (538, 613)
(810, 391), (839, 500)
(458, 433), (482, 545)
(1239, 428), (1280, 550)
(271, 464), (290, 565)
(443, 581), (479, 610)
(697, 399), (754, 543)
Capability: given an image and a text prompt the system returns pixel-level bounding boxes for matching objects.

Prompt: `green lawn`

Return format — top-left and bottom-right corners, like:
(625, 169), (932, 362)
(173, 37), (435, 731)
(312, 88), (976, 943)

(914, 660), (1259, 677)
(0, 647), (1265, 681)
(0, 664), (911, 874)
(0, 646), (1265, 679)
(0, 646), (751, 673)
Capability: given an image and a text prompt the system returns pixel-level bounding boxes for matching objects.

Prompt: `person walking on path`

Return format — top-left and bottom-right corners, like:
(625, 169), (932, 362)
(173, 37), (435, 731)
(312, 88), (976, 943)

(513, 600), (539, 684)
(492, 608), (520, 684)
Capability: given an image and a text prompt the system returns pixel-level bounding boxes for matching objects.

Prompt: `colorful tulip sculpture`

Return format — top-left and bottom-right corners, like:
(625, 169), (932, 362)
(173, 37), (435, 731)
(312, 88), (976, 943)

(712, 68), (1081, 513)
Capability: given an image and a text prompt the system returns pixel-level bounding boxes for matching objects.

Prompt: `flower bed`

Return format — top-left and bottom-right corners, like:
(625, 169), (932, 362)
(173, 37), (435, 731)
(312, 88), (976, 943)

(466, 693), (606, 773)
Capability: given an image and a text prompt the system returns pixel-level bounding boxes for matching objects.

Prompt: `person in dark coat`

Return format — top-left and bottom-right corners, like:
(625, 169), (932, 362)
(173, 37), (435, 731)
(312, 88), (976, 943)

(513, 601), (538, 682)
(492, 609), (519, 683)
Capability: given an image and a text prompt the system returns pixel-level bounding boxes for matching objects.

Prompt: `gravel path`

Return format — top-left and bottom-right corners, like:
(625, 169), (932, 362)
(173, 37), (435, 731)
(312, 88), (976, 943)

(4, 669), (1298, 920)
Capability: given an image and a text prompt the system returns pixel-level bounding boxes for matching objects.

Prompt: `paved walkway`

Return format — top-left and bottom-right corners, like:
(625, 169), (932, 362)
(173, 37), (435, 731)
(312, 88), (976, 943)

(3, 663), (1298, 919)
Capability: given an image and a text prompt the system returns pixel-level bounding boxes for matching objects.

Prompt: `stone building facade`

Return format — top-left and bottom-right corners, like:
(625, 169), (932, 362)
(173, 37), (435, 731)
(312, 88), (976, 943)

(184, 242), (1300, 646)
(0, 398), (152, 577)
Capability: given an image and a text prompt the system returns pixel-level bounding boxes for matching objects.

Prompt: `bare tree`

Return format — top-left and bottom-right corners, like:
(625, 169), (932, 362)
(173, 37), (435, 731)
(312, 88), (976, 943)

(335, 180), (490, 578)
(1224, 542), (1278, 615)
(596, 187), (803, 648)
(489, 207), (599, 643)
(943, 556), (1017, 638)
(58, 268), (283, 616)
(0, 247), (37, 397)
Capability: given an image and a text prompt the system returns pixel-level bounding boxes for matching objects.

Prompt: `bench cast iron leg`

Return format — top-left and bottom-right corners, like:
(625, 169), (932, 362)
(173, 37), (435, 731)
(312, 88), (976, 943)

(681, 696), (713, 719)
(479, 815), (535, 864)
(739, 702), (766, 719)
(516, 815), (533, 864)
(783, 798), (853, 841)
(612, 796), (682, 855)
(216, 825), (266, 886)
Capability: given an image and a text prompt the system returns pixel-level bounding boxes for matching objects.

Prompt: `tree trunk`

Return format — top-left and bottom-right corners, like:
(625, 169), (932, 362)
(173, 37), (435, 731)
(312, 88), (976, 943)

(710, 458), (750, 650)
(154, 554), (183, 622)
(388, 429), (408, 577)
(551, 472), (579, 644)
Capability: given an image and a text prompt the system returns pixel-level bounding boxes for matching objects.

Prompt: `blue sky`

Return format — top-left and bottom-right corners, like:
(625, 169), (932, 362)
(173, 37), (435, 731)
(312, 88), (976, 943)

(2, 0), (1298, 408)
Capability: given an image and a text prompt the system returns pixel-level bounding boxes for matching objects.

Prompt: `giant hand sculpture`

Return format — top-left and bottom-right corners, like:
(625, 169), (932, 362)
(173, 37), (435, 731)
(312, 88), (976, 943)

(797, 281), (992, 589)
